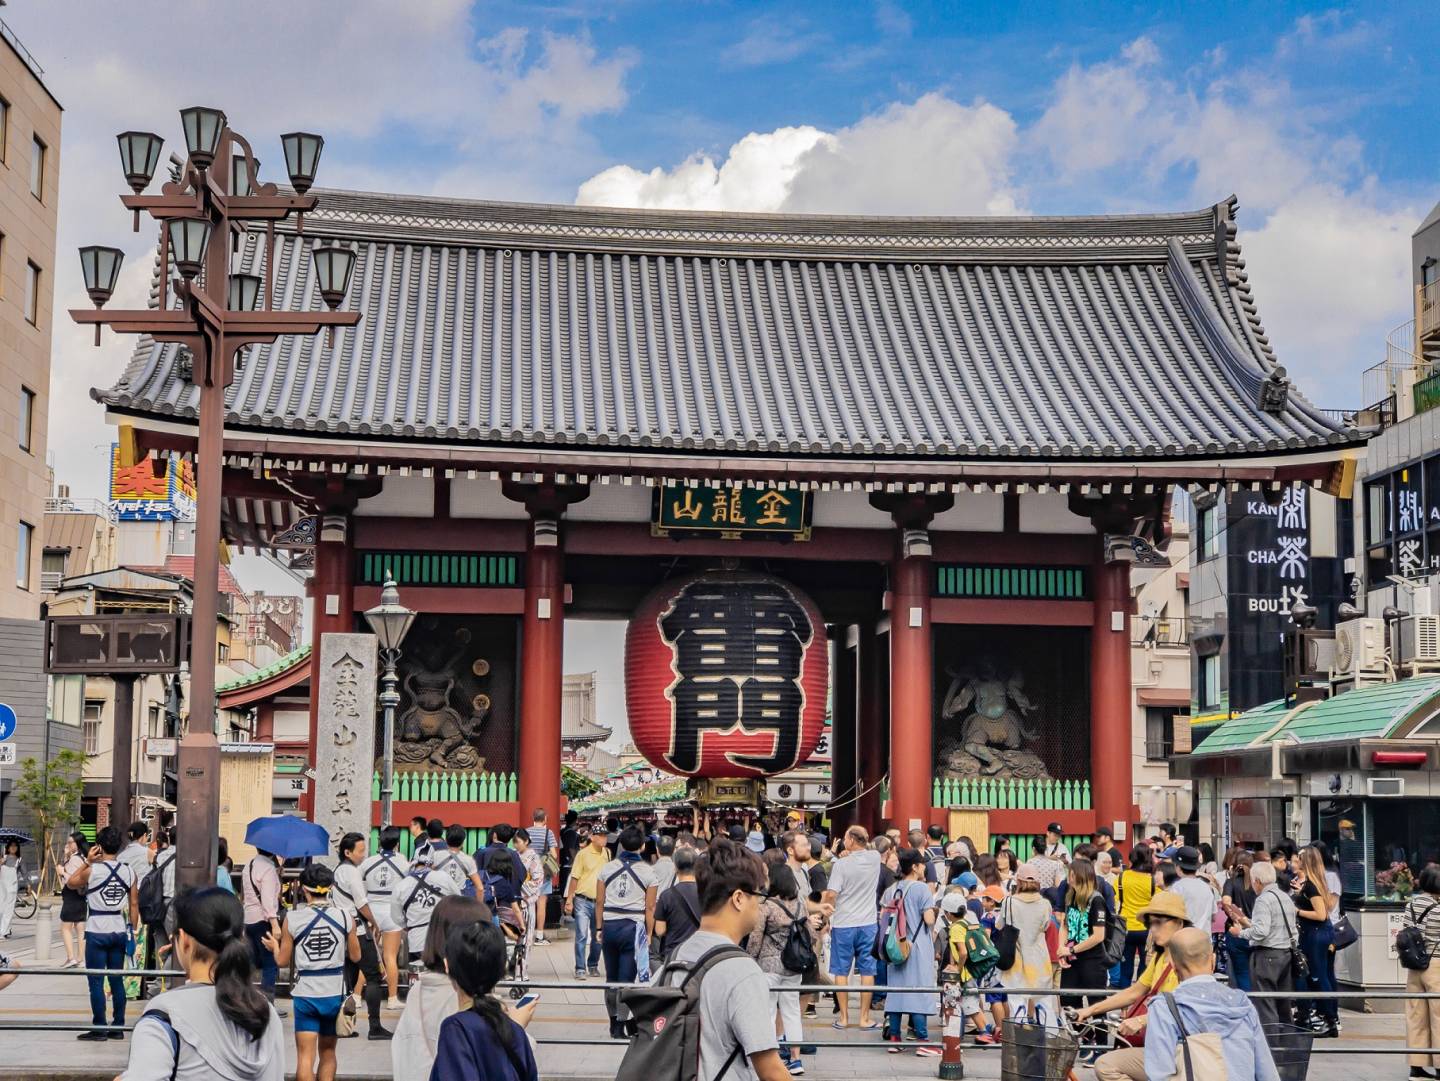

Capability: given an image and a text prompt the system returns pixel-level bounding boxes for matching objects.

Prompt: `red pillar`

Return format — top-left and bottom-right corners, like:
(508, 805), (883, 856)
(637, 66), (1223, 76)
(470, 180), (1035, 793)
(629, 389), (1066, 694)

(301, 512), (354, 819)
(1091, 547), (1134, 847)
(518, 514), (565, 833)
(827, 625), (858, 836)
(889, 530), (934, 834)
(255, 703), (274, 743)
(855, 621), (886, 834)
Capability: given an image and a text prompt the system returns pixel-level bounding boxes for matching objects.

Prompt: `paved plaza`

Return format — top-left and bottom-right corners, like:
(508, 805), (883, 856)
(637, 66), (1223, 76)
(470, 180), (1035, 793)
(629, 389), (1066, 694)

(0, 911), (1420, 1080)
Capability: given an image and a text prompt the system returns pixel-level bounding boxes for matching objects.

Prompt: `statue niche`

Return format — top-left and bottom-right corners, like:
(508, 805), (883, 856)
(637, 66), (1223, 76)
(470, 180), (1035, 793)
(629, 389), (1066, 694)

(391, 622), (492, 771)
(937, 659), (1052, 780)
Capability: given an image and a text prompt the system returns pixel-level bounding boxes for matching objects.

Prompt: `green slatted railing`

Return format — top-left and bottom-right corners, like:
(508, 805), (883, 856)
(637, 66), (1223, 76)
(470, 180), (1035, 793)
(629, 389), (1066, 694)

(357, 551), (520, 587)
(934, 563), (1088, 600)
(932, 775), (1092, 811)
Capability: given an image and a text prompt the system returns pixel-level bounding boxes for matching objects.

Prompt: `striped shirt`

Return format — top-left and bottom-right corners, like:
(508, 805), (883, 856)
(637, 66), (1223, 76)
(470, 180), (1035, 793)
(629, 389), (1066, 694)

(1405, 895), (1440, 953)
(525, 827), (557, 857)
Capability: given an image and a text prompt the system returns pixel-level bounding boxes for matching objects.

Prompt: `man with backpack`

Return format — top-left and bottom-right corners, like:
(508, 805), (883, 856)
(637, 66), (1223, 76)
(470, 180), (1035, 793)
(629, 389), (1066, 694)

(136, 828), (177, 999)
(67, 825), (139, 1041)
(617, 837), (791, 1081)
(597, 826), (659, 1039)
(937, 892), (1001, 1045)
(653, 846), (703, 959)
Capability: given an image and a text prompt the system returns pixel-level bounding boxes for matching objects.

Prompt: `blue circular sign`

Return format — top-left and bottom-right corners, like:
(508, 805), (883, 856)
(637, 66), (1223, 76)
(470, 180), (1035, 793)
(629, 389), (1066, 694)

(0, 703), (16, 742)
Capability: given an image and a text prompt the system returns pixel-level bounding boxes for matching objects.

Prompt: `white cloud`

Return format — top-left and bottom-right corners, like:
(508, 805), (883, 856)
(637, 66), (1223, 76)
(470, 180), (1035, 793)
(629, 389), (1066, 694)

(580, 94), (1022, 217)
(721, 15), (819, 68)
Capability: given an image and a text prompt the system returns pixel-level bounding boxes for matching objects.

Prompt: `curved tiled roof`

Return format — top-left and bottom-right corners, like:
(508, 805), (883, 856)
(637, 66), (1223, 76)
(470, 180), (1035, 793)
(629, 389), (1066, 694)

(216, 643), (311, 694)
(1193, 677), (1440, 754)
(96, 192), (1362, 462)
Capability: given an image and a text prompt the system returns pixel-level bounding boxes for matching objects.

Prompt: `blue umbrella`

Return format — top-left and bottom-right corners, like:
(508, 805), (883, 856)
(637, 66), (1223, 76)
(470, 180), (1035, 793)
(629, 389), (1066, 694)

(244, 815), (331, 859)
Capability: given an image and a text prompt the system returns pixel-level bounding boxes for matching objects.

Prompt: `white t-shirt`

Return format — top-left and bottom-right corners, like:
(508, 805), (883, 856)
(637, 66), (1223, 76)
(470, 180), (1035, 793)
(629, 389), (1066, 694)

(667, 930), (778, 1081)
(1325, 870), (1343, 926)
(599, 856), (657, 921)
(431, 848), (473, 895)
(119, 842), (151, 887)
(827, 849), (881, 929)
(1171, 876), (1217, 931)
(288, 904), (352, 999)
(360, 850), (410, 934)
(393, 869), (460, 955)
(85, 859), (136, 934)
(333, 862), (370, 936)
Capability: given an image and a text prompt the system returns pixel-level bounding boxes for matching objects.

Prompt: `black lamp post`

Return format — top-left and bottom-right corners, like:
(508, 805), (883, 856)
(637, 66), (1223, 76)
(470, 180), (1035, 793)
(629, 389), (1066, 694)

(364, 574), (415, 829)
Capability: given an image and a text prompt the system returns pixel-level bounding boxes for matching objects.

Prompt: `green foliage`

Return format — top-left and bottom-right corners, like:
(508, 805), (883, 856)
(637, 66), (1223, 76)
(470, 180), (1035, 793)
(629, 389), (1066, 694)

(14, 749), (86, 897)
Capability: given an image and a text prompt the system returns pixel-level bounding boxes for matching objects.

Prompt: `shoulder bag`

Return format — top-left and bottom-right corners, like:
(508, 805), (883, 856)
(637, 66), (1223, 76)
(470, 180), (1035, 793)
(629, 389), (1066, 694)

(1277, 894), (1309, 982)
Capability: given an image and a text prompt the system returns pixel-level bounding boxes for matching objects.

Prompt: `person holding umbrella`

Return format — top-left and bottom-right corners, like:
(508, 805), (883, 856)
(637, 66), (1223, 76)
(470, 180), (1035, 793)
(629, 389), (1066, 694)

(242, 815), (333, 1015)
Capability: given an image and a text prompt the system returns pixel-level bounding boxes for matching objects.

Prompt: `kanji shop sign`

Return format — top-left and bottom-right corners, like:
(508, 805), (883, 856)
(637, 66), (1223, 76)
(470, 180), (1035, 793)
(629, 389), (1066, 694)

(625, 573), (829, 779)
(652, 484), (811, 540)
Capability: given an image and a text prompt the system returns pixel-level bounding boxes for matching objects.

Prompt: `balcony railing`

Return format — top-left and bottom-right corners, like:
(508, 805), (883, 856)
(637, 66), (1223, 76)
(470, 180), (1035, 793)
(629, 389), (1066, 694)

(1419, 279), (1439, 341)
(1132, 616), (1190, 647)
(44, 496), (115, 519)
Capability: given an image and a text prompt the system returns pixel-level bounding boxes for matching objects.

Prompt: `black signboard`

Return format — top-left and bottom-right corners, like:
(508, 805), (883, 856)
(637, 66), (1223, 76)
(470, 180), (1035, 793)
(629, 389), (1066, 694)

(45, 614), (191, 674)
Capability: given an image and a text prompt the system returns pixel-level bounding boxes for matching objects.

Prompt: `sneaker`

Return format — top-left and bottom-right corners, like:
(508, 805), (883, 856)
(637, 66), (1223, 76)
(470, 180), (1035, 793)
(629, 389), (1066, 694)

(916, 1046), (941, 1057)
(787, 1060), (805, 1076)
(589, 967), (602, 978)
(803, 1004), (817, 1018)
(973, 1032), (999, 1045)
(76, 1031), (108, 1041)
(368, 1027), (394, 1041)
(575, 969), (587, 980)
(385, 997), (401, 1010)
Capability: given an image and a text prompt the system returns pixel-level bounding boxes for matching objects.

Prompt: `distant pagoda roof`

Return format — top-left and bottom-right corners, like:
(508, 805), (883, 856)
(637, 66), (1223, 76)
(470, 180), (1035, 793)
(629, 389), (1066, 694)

(98, 191), (1364, 466)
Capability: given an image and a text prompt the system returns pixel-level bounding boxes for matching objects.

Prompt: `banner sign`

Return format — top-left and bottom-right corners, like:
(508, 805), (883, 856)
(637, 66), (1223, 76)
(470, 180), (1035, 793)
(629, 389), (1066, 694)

(110, 444), (197, 522)
(652, 484), (811, 540)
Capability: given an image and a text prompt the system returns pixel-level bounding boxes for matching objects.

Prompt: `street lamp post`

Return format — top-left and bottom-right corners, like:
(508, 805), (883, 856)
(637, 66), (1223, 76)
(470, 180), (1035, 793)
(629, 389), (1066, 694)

(363, 575), (415, 830)
(73, 109), (361, 893)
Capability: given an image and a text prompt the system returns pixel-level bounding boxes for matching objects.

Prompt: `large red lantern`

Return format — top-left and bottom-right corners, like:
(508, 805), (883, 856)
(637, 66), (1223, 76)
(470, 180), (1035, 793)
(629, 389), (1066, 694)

(625, 571), (829, 779)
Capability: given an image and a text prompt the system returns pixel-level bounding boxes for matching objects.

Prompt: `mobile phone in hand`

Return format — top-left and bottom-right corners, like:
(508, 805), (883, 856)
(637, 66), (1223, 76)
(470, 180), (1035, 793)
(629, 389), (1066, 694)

(515, 992), (541, 1010)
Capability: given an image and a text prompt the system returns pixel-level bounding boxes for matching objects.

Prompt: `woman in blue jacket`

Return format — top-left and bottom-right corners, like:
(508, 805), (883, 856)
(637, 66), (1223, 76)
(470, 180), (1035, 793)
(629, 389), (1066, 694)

(430, 920), (537, 1081)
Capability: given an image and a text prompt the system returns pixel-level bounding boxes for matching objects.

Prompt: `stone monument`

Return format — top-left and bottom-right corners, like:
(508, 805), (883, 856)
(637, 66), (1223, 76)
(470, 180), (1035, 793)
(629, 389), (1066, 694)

(314, 632), (378, 856)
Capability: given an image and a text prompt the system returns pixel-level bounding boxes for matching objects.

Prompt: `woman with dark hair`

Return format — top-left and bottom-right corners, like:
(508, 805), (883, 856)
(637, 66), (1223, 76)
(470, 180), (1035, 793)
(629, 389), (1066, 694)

(993, 849), (1017, 892)
(484, 849), (526, 939)
(1116, 843), (1155, 989)
(120, 886), (283, 1080)
(972, 853), (1001, 889)
(880, 848), (939, 1053)
(1403, 864), (1440, 1079)
(1222, 851), (1257, 991)
(264, 864), (360, 1081)
(215, 838), (235, 894)
(430, 920), (538, 1081)
(747, 857), (808, 1074)
(59, 832), (88, 967)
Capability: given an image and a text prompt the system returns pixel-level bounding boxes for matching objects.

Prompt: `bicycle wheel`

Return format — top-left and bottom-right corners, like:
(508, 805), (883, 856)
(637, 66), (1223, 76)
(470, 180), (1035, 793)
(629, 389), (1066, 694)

(14, 890), (36, 920)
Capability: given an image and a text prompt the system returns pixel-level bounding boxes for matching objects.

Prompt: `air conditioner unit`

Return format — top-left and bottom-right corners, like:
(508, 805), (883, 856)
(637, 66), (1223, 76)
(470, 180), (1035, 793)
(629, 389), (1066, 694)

(1368, 776), (1405, 797)
(1331, 618), (1386, 679)
(1397, 615), (1440, 664)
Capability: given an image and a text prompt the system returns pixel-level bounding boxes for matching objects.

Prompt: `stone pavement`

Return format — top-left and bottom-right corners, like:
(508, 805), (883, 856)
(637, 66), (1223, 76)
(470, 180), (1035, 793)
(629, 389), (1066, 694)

(0, 910), (1419, 1079)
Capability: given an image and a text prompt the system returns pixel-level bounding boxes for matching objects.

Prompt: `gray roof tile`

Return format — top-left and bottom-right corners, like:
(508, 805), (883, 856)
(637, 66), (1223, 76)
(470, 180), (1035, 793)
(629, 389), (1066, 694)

(96, 192), (1362, 460)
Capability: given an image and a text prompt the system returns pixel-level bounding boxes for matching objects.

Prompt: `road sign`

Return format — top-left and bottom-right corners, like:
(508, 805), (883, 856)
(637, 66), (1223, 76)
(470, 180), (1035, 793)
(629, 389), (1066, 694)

(0, 703), (15, 742)
(146, 737), (178, 757)
(0, 743), (15, 766)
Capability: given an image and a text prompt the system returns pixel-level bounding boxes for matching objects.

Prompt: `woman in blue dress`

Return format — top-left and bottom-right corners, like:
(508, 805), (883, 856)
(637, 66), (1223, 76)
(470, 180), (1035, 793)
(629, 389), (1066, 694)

(880, 848), (940, 1056)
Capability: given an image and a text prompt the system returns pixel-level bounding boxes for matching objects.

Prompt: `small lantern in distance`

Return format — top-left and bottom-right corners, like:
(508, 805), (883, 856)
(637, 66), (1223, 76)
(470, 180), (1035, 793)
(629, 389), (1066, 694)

(312, 243), (355, 345)
(227, 273), (262, 311)
(280, 132), (324, 194)
(79, 245), (125, 345)
(167, 217), (212, 282)
(179, 106), (226, 170)
(230, 153), (260, 198)
(117, 131), (163, 229)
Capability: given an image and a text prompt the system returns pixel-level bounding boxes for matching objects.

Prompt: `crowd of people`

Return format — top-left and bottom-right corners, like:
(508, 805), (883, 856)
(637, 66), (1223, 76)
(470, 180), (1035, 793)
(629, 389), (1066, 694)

(7, 809), (1440, 1081)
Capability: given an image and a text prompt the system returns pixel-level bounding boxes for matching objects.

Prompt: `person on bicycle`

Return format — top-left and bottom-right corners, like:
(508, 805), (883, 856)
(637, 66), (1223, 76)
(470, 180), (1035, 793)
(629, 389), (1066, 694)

(1072, 891), (1191, 1081)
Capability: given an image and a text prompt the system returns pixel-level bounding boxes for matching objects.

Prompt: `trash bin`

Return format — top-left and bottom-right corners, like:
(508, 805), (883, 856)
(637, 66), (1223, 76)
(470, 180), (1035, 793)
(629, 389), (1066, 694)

(1263, 1022), (1313, 1081)
(1001, 1017), (1080, 1081)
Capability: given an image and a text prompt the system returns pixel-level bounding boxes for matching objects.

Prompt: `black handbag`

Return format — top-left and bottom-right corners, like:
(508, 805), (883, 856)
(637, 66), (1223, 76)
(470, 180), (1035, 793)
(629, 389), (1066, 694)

(1279, 900), (1309, 982)
(1331, 912), (1358, 951)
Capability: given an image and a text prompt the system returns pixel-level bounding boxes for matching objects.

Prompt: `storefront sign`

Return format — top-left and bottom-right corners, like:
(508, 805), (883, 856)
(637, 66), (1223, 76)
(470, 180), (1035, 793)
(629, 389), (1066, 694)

(652, 484), (811, 540)
(273, 775), (309, 799)
(692, 777), (763, 805)
(109, 444), (197, 522)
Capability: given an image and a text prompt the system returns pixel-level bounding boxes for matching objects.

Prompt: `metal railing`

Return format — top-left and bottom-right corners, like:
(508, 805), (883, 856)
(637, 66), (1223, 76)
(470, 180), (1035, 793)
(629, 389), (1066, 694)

(44, 495), (115, 518)
(6, 967), (1440, 1055)
(1132, 616), (1189, 647)
(1420, 279), (1440, 341)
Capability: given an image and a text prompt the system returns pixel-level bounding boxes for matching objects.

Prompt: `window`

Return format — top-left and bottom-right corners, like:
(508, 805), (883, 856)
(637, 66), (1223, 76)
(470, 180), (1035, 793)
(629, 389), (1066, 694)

(1197, 502), (1221, 561)
(0, 97), (7, 162)
(82, 701), (104, 755)
(30, 134), (45, 198)
(1199, 653), (1221, 709)
(24, 261), (39, 325)
(217, 642), (229, 663)
(16, 520), (32, 589)
(148, 704), (161, 740)
(1425, 259), (1439, 289)
(18, 386), (34, 452)
(1145, 708), (1177, 761)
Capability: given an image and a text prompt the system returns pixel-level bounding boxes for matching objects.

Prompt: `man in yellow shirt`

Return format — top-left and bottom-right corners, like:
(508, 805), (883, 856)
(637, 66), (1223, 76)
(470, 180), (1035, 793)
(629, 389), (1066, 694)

(563, 827), (609, 978)
(1074, 890), (1190, 1081)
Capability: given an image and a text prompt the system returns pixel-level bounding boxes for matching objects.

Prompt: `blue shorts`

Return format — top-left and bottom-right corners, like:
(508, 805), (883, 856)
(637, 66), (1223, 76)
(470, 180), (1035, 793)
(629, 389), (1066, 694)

(293, 995), (344, 1036)
(828, 925), (878, 977)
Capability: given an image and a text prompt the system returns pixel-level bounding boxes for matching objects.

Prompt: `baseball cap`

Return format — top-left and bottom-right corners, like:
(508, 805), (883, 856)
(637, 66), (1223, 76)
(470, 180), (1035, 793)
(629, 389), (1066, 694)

(1092, 826), (1113, 839)
(940, 892), (968, 915)
(1015, 861), (1041, 883)
(957, 871), (980, 890)
(1175, 846), (1201, 872)
(981, 884), (1007, 903)
(1046, 822), (1063, 836)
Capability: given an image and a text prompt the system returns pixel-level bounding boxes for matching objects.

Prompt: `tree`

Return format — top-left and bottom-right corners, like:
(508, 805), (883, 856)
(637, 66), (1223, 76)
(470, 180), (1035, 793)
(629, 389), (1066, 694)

(14, 750), (85, 899)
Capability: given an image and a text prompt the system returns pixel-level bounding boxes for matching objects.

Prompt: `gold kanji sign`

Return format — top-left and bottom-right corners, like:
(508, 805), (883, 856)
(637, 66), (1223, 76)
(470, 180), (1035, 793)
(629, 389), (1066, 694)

(652, 484), (811, 540)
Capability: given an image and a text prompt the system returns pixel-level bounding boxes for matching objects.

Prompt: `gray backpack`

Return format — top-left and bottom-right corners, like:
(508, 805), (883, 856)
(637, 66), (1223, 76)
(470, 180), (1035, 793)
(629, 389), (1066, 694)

(617, 944), (749, 1081)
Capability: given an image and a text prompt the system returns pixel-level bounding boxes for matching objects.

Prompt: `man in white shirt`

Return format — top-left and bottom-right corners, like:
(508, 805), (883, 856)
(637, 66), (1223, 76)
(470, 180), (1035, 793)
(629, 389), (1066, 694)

(391, 851), (461, 962)
(435, 824), (483, 897)
(1172, 847), (1218, 932)
(119, 820), (152, 886)
(67, 825), (138, 1041)
(359, 826), (409, 1009)
(821, 825), (882, 1030)
(334, 831), (391, 1040)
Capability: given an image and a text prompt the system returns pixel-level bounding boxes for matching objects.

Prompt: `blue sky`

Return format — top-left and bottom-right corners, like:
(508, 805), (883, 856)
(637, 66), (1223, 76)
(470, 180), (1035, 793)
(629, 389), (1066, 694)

(14, 0), (1437, 741)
